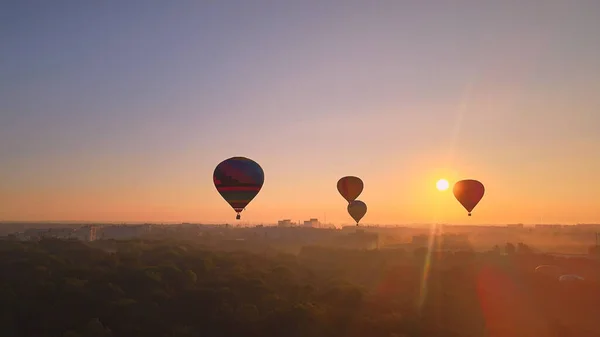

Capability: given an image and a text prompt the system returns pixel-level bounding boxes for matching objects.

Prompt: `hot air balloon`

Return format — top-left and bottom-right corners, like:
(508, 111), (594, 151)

(348, 200), (367, 226)
(337, 176), (363, 203)
(213, 156), (264, 220)
(453, 179), (485, 216)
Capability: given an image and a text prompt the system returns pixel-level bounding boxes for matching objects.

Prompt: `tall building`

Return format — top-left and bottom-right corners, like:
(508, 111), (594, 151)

(76, 225), (97, 241)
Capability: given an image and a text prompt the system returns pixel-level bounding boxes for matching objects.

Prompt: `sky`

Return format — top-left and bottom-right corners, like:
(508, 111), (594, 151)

(2, 0), (600, 225)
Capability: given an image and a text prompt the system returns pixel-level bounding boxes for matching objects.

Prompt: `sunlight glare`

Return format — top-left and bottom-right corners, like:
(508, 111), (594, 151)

(436, 179), (449, 191)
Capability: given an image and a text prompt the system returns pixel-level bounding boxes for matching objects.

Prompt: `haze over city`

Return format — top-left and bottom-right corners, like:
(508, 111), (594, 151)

(3, 3), (600, 337)
(2, 1), (600, 225)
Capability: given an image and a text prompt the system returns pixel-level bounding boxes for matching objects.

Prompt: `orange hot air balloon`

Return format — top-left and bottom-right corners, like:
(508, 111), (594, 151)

(453, 179), (485, 216)
(347, 200), (367, 225)
(337, 176), (363, 203)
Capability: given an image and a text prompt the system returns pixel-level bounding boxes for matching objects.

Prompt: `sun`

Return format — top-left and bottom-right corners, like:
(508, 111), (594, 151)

(436, 179), (449, 191)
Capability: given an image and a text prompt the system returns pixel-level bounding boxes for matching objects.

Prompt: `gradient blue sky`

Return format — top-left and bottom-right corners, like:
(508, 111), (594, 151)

(2, 1), (600, 224)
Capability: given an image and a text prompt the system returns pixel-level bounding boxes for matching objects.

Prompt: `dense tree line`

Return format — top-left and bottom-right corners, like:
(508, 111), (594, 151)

(0, 238), (599, 337)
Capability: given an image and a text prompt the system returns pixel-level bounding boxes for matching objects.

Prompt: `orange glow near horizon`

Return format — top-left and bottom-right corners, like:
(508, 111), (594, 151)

(2, 160), (600, 225)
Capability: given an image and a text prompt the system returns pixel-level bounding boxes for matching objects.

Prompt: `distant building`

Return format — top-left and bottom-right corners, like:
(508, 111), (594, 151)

(576, 224), (600, 230)
(303, 218), (320, 228)
(24, 228), (75, 240)
(278, 219), (292, 227)
(7, 232), (29, 241)
(100, 224), (152, 239)
(75, 225), (97, 242)
(535, 224), (562, 230)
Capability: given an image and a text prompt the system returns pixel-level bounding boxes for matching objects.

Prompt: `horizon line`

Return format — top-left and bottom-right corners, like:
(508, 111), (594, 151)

(1, 220), (599, 227)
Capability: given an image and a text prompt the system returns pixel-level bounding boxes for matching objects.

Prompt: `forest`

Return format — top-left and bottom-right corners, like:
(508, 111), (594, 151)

(1, 238), (599, 337)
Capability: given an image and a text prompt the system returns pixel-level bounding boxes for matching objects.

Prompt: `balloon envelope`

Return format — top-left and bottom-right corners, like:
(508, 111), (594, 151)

(453, 179), (485, 216)
(213, 157), (264, 219)
(347, 200), (367, 225)
(337, 176), (364, 203)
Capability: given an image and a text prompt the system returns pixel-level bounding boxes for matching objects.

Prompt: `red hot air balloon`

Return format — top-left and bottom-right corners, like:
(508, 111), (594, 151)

(453, 179), (485, 216)
(213, 157), (264, 220)
(337, 176), (364, 203)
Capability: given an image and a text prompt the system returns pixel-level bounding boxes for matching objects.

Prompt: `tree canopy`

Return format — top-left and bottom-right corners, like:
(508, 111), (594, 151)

(0, 238), (599, 337)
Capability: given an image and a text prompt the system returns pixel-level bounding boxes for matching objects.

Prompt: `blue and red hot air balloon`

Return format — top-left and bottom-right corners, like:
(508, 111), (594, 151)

(213, 157), (264, 220)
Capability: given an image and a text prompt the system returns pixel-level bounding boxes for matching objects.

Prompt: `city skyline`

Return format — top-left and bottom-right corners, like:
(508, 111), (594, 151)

(2, 1), (600, 224)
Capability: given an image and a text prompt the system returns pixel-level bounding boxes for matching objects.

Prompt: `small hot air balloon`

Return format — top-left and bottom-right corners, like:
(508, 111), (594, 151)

(348, 200), (367, 226)
(453, 179), (485, 216)
(213, 156), (264, 220)
(337, 176), (363, 203)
